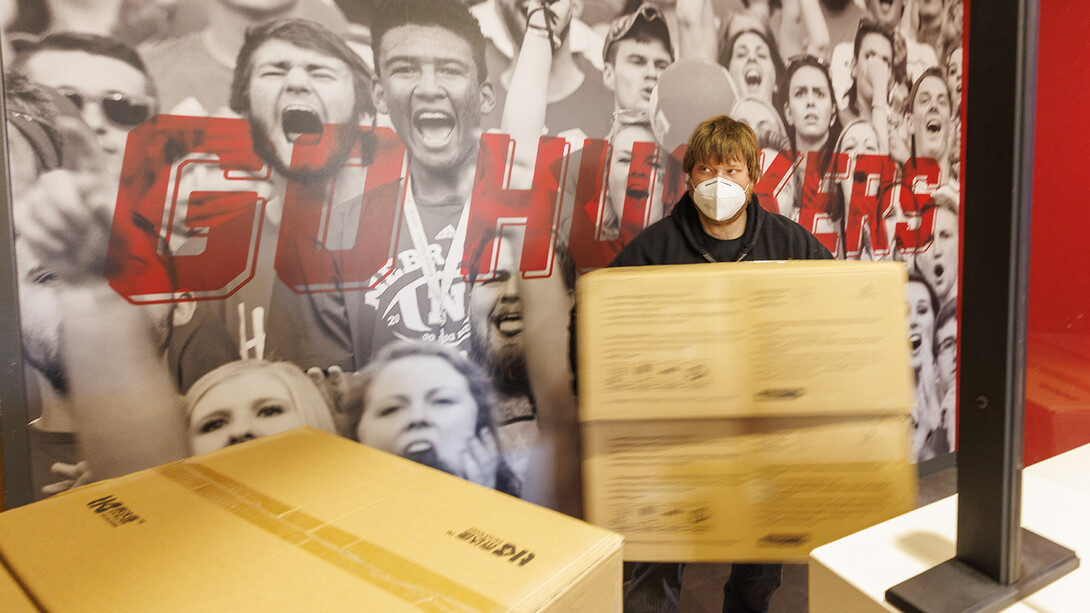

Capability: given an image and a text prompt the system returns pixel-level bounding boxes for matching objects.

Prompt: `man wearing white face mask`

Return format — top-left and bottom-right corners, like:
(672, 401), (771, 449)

(605, 114), (831, 267)
(585, 114), (833, 613)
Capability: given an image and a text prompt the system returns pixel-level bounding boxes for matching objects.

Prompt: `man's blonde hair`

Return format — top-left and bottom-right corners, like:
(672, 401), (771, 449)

(682, 115), (762, 183)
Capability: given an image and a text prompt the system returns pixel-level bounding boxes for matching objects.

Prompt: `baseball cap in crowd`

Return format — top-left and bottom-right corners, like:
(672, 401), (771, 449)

(602, 3), (674, 65)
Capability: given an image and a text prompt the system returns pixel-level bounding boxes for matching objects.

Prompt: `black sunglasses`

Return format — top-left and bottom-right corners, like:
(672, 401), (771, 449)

(57, 88), (154, 128)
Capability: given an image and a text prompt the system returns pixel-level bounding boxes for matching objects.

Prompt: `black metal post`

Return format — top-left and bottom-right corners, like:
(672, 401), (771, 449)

(955, 0), (1035, 583)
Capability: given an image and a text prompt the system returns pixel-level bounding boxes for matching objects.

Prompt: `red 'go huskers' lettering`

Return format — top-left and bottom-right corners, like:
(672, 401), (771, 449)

(791, 151), (943, 258)
(107, 116), (408, 301)
(896, 156), (942, 253)
(275, 126), (406, 292)
(109, 116), (941, 302)
(107, 116), (265, 303)
(465, 132), (568, 280)
(108, 115), (675, 301)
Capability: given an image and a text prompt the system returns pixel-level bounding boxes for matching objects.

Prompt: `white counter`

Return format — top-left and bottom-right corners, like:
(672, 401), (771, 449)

(809, 444), (1089, 612)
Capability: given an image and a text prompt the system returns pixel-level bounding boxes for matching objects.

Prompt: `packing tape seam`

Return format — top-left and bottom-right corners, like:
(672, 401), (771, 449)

(156, 462), (499, 613)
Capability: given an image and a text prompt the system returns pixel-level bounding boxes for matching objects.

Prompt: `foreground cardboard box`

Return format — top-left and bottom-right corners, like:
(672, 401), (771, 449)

(577, 261), (917, 562)
(0, 428), (623, 611)
(0, 561), (36, 612)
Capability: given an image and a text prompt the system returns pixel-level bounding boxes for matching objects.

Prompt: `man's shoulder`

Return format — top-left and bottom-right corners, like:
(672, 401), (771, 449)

(754, 206), (834, 260)
(609, 213), (690, 267)
(633, 209), (687, 244)
(757, 205), (803, 231)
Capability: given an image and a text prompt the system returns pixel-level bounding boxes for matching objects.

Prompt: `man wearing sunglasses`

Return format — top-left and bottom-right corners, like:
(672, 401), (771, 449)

(16, 32), (157, 180)
(5, 73), (204, 500)
(15, 31), (239, 389)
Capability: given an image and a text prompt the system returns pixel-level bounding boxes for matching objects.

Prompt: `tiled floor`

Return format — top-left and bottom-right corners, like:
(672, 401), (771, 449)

(623, 462), (959, 612)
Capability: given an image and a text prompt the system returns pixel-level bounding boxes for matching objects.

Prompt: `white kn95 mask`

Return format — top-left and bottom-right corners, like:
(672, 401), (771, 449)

(690, 177), (748, 221)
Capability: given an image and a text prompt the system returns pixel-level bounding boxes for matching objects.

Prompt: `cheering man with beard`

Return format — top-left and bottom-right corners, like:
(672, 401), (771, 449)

(468, 239), (535, 423)
(460, 221), (581, 514)
(467, 231), (575, 420)
(206, 18), (374, 361)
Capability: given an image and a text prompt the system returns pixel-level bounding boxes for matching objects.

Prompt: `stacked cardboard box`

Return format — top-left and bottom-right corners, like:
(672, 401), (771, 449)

(577, 261), (917, 562)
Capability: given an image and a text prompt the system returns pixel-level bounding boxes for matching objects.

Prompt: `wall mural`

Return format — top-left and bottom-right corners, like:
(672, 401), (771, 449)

(1, 0), (963, 514)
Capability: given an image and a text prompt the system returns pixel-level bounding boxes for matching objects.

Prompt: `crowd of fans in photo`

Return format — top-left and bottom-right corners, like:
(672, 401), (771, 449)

(2, 0), (962, 518)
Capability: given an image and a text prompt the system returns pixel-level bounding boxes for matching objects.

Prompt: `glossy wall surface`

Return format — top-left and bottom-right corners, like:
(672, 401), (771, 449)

(1026, 1), (1090, 464)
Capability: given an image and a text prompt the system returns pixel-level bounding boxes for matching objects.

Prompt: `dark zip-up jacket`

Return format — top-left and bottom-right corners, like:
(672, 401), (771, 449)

(609, 192), (833, 266)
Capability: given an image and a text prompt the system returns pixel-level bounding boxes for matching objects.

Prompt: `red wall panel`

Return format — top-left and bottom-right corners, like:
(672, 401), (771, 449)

(1025, 0), (1090, 463)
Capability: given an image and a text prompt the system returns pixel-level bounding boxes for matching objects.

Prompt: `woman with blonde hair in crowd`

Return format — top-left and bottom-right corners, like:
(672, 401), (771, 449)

(828, 118), (883, 258)
(185, 359), (338, 456)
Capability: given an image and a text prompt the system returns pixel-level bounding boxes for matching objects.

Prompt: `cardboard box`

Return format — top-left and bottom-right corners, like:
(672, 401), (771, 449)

(0, 561), (37, 612)
(577, 261), (917, 562)
(0, 428), (623, 611)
